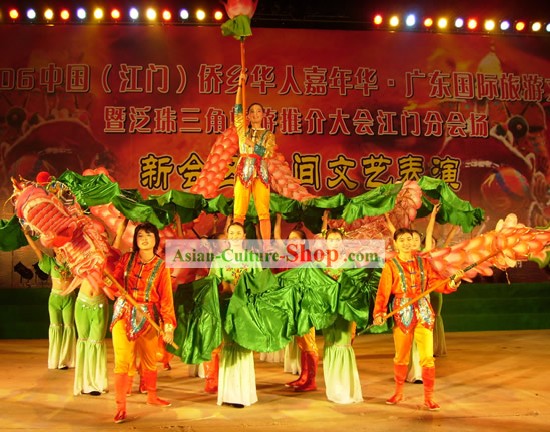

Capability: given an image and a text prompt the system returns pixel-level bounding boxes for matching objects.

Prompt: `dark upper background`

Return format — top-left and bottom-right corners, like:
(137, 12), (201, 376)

(5, 0), (550, 29)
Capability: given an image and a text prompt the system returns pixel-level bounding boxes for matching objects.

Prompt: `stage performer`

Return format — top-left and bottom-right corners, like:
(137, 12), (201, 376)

(233, 71), (275, 240)
(110, 222), (176, 423)
(209, 222), (261, 407)
(73, 216), (127, 397)
(24, 232), (76, 371)
(320, 228), (363, 404)
(373, 228), (464, 411)
(273, 213), (319, 392)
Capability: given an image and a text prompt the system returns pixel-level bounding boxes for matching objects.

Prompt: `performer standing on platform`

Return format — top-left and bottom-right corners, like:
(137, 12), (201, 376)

(233, 71), (275, 240)
(110, 222), (176, 423)
(24, 232), (76, 371)
(209, 222), (261, 408)
(373, 228), (464, 410)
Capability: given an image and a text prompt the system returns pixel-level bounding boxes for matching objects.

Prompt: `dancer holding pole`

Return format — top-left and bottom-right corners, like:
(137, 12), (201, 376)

(372, 227), (464, 411)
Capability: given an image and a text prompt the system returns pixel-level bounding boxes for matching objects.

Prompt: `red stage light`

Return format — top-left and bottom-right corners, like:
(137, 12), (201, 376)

(111, 9), (121, 20)
(373, 14), (383, 25)
(467, 18), (478, 30)
(9, 9), (19, 20)
(60, 9), (70, 21)
(162, 10), (172, 21)
(424, 17), (434, 28)
(214, 10), (224, 21)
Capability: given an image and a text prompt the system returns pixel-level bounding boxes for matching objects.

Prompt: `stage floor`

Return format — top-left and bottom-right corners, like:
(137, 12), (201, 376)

(2, 330), (550, 432)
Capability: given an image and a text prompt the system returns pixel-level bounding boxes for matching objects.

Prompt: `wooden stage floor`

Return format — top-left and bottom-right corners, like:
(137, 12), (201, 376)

(2, 330), (550, 432)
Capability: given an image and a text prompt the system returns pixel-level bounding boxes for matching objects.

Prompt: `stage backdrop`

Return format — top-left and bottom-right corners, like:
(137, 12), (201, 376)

(0, 25), (549, 287)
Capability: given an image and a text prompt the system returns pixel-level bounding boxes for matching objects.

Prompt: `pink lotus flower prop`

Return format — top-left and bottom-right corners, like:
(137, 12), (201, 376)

(221, 0), (259, 39)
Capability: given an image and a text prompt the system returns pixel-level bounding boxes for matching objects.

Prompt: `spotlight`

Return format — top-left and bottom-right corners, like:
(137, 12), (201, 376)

(214, 10), (224, 21)
(467, 18), (478, 30)
(196, 9), (206, 21)
(531, 22), (542, 32)
(146, 8), (157, 21)
(60, 9), (70, 21)
(180, 9), (189, 20)
(437, 17), (448, 29)
(26, 9), (37, 20)
(389, 15), (399, 27)
(162, 10), (172, 21)
(111, 9), (121, 20)
(424, 17), (434, 28)
(515, 21), (525, 31)
(405, 14), (416, 27)
(9, 8), (19, 20)
(500, 20), (510, 31)
(129, 8), (139, 20)
(455, 18), (464, 28)
(93, 8), (104, 20)
(76, 8), (86, 20)
(484, 19), (496, 31)
(373, 14), (383, 25)
(14, 262), (34, 281)
(546, 23), (550, 32)
(44, 9), (54, 21)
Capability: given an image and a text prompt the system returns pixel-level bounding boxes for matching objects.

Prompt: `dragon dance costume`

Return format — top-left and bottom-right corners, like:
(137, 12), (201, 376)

(373, 255), (457, 409)
(233, 102), (275, 240)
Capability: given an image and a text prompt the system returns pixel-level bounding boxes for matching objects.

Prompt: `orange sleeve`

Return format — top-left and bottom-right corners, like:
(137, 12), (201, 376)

(373, 262), (396, 318)
(157, 266), (176, 327)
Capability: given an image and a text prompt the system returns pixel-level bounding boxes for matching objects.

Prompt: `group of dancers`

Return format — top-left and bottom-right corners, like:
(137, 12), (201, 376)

(17, 69), (467, 424)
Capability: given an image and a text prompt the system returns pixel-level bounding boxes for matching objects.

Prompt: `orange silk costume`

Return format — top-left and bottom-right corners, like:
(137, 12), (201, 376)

(111, 252), (176, 342)
(374, 255), (455, 334)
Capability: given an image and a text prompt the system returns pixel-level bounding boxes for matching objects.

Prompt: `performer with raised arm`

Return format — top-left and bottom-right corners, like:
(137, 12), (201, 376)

(233, 71), (275, 241)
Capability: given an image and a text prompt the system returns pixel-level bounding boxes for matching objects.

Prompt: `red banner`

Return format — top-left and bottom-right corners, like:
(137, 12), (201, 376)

(0, 25), (549, 228)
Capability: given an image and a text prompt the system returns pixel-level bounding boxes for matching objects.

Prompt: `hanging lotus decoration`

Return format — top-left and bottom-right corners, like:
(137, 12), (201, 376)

(221, 0), (259, 39)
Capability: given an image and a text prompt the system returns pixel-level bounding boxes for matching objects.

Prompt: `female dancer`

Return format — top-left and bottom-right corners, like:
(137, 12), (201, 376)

(321, 228), (363, 404)
(233, 71), (275, 241)
(209, 222), (261, 407)
(24, 232), (76, 371)
(110, 222), (176, 423)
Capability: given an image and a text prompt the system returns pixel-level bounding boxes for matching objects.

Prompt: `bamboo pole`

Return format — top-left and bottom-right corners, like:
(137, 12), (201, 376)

(103, 270), (179, 350)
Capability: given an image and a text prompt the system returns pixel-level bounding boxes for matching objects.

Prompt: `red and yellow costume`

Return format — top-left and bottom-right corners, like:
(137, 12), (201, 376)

(110, 252), (176, 420)
(233, 102), (275, 239)
(374, 255), (456, 410)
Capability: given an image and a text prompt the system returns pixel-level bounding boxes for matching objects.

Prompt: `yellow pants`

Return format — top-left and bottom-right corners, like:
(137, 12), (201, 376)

(234, 177), (270, 221)
(112, 320), (159, 374)
(393, 324), (435, 368)
(296, 327), (318, 354)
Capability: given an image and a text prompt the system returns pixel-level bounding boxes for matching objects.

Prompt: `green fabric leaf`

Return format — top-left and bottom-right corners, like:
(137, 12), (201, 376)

(169, 276), (223, 364)
(221, 15), (252, 40)
(0, 216), (27, 251)
(225, 269), (296, 352)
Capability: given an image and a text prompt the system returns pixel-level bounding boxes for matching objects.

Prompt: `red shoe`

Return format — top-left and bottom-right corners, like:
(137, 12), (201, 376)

(294, 352), (318, 392)
(424, 399), (440, 411)
(386, 393), (403, 405)
(147, 395), (171, 407)
(114, 410), (127, 424)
